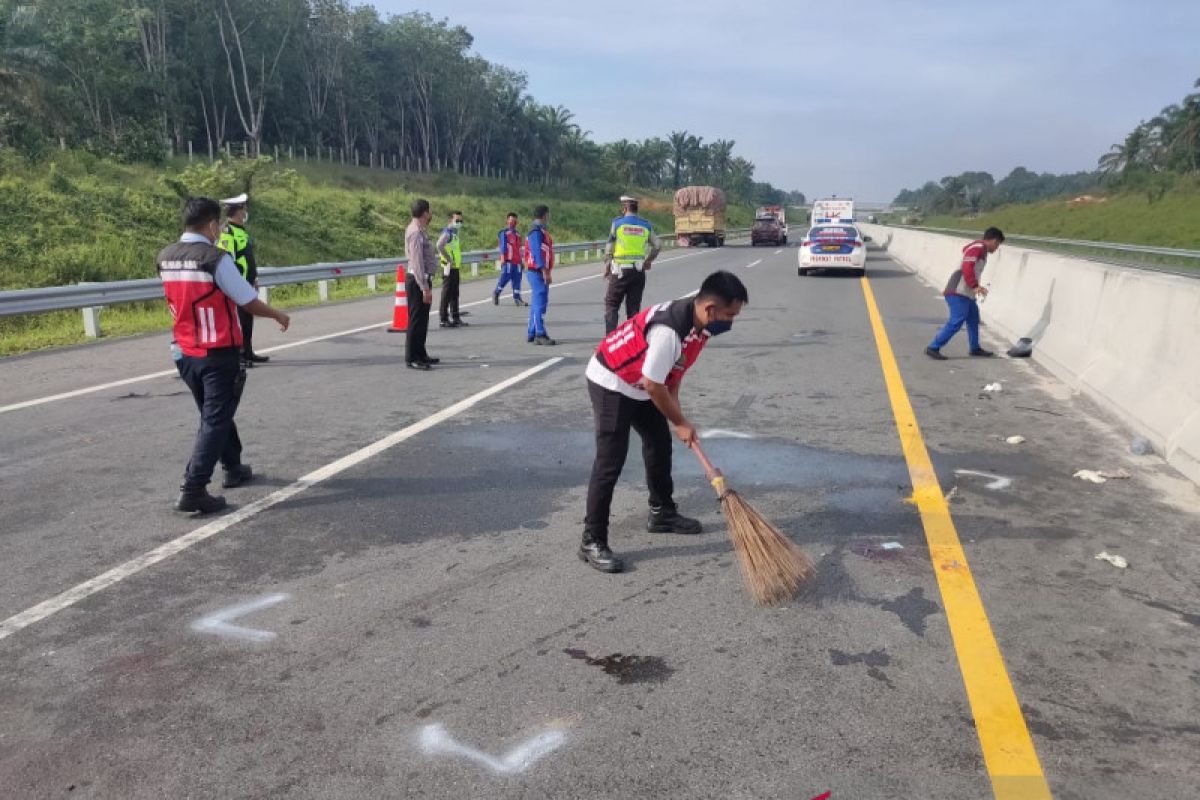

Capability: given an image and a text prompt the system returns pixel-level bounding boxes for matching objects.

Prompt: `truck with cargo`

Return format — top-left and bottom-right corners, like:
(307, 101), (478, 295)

(810, 198), (855, 226)
(674, 186), (727, 247)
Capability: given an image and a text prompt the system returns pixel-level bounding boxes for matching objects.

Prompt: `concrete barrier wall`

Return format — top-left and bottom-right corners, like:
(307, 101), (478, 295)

(860, 224), (1200, 486)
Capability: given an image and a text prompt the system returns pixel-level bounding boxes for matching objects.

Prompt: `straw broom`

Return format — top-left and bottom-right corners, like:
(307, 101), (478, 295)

(691, 440), (815, 605)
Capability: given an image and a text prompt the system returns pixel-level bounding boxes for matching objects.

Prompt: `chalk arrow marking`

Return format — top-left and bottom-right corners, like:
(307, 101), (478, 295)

(419, 723), (566, 775)
(190, 592), (290, 642)
(953, 469), (1013, 491)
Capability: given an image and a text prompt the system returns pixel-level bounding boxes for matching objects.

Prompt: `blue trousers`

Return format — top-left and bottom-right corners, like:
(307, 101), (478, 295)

(527, 269), (549, 338)
(495, 262), (523, 298)
(930, 294), (980, 351)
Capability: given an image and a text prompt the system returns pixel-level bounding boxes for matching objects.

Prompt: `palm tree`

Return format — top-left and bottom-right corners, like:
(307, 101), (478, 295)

(668, 130), (699, 187)
(1098, 124), (1153, 174)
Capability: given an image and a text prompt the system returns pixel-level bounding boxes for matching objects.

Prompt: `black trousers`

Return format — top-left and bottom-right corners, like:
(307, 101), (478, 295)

(604, 268), (646, 333)
(405, 274), (432, 363)
(439, 267), (461, 322)
(177, 348), (245, 491)
(237, 307), (254, 357)
(584, 379), (675, 539)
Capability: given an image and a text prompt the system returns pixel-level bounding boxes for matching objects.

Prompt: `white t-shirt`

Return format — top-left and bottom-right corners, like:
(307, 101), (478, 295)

(585, 325), (682, 401)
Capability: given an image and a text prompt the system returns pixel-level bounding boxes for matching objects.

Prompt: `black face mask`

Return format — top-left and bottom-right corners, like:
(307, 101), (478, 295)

(704, 319), (733, 336)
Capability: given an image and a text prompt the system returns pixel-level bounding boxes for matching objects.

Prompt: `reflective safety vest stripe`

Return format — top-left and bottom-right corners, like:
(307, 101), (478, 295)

(438, 228), (462, 268)
(157, 240), (243, 357)
(612, 217), (651, 263)
(595, 298), (708, 390)
(218, 225), (251, 278)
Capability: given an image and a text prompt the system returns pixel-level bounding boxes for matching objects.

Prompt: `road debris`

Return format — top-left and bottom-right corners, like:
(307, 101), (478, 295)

(1074, 470), (1107, 484)
(1007, 337), (1034, 358)
(880, 542), (904, 551)
(1006, 435), (1026, 445)
(1094, 551), (1128, 569)
(982, 382), (1003, 393)
(1129, 436), (1153, 456)
(944, 486), (959, 501)
(1098, 469), (1131, 480)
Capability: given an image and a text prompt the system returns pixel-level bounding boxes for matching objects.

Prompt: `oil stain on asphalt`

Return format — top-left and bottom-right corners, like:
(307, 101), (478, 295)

(563, 649), (675, 685)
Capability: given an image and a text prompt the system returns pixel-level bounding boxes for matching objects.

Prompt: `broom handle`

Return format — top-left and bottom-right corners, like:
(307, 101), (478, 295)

(689, 440), (722, 481)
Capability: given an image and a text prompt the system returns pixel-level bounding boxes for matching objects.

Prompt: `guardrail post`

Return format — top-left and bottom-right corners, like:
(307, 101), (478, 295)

(81, 306), (102, 338)
(258, 286), (270, 304)
(366, 273), (378, 291)
(471, 262), (479, 278)
(318, 280), (331, 302)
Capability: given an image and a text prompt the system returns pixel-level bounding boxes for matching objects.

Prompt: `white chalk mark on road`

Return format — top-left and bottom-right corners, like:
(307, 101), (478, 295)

(0, 251), (713, 416)
(953, 469), (1013, 491)
(744, 259), (763, 269)
(700, 429), (756, 439)
(0, 357), (564, 642)
(190, 593), (289, 642)
(774, 249), (783, 255)
(419, 723), (566, 775)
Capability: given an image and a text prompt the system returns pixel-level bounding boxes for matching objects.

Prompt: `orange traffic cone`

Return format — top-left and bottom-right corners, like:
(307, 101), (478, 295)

(388, 264), (408, 332)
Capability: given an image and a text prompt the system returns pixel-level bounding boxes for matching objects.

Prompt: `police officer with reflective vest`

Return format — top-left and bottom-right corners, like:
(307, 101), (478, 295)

(603, 195), (661, 334)
(217, 194), (267, 368)
(437, 210), (468, 328)
(580, 270), (748, 572)
(159, 197), (291, 514)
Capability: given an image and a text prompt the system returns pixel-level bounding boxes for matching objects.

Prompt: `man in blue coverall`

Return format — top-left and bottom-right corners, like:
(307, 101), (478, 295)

(524, 204), (556, 345)
(493, 212), (526, 306)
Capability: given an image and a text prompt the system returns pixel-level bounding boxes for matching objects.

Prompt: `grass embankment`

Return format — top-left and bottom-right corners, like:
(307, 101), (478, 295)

(0, 151), (754, 355)
(898, 185), (1200, 271)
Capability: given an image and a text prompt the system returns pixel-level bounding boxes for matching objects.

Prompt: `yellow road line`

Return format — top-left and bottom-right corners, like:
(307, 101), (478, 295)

(860, 277), (1053, 800)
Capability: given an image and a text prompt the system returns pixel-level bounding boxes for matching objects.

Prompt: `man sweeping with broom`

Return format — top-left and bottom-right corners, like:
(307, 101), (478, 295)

(580, 270), (748, 574)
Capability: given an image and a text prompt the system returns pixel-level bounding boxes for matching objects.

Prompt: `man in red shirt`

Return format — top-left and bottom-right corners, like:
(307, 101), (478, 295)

(926, 226), (1005, 360)
(580, 270), (748, 572)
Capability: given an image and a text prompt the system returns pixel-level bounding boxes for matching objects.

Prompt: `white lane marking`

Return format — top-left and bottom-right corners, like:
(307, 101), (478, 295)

(0, 357), (564, 642)
(774, 249), (783, 255)
(699, 429), (756, 439)
(0, 253), (708, 416)
(744, 259), (763, 269)
(419, 723), (566, 775)
(953, 469), (1013, 491)
(190, 592), (289, 642)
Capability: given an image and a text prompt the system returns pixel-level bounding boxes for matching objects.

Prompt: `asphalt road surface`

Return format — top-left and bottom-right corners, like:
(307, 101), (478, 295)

(1, 241), (1198, 799)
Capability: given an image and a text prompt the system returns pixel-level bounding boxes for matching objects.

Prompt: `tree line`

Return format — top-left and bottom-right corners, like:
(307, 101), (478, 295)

(894, 76), (1200, 214)
(0, 0), (803, 205)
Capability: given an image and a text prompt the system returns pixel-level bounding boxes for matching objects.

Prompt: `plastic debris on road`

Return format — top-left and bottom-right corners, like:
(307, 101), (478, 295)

(1095, 551), (1128, 569)
(880, 542), (904, 551)
(1130, 436), (1153, 456)
(982, 382), (1003, 393)
(1074, 469), (1107, 484)
(1006, 435), (1026, 445)
(1098, 468), (1131, 480)
(1007, 337), (1034, 358)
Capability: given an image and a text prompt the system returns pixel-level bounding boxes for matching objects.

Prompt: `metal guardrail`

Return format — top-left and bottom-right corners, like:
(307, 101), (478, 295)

(0, 229), (750, 336)
(898, 225), (1200, 264)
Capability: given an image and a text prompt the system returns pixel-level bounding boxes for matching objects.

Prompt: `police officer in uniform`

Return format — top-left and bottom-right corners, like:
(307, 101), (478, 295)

(437, 210), (468, 328)
(217, 194), (268, 368)
(602, 195), (661, 334)
(159, 197), (291, 513)
(580, 270), (748, 572)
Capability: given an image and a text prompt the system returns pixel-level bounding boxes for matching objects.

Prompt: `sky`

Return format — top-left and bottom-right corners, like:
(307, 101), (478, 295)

(378, 0), (1200, 202)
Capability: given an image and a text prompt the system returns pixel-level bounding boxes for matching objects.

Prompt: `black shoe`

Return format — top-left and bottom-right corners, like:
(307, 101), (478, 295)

(241, 358), (255, 369)
(439, 320), (459, 328)
(493, 292), (500, 306)
(407, 361), (432, 370)
(533, 335), (557, 346)
(970, 348), (995, 357)
(514, 297), (526, 306)
(647, 506), (702, 535)
(925, 347), (948, 361)
(453, 318), (469, 327)
(221, 464), (253, 489)
(421, 357), (441, 365)
(578, 542), (624, 573)
(459, 311), (470, 317)
(174, 489), (227, 514)
(247, 353), (270, 363)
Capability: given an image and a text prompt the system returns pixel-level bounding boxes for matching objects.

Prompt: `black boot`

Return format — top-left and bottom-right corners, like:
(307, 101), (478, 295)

(221, 464), (254, 488)
(647, 504), (702, 535)
(174, 488), (227, 514)
(578, 531), (624, 573)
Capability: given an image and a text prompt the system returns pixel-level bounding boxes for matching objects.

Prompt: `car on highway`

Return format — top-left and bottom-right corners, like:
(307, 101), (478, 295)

(797, 224), (867, 276)
(751, 215), (786, 246)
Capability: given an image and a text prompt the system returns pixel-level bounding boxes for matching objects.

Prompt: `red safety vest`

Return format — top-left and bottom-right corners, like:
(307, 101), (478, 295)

(595, 299), (708, 390)
(524, 226), (555, 272)
(157, 240), (244, 357)
(499, 227), (523, 264)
